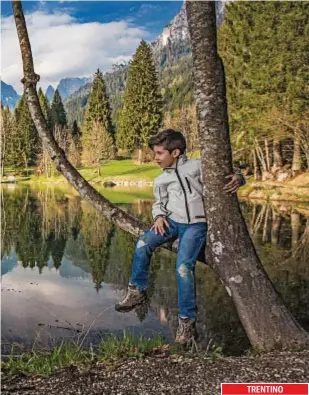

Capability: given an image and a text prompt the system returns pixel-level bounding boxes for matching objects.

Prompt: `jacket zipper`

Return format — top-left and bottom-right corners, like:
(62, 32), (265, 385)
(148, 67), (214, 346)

(175, 167), (191, 223)
(185, 177), (192, 194)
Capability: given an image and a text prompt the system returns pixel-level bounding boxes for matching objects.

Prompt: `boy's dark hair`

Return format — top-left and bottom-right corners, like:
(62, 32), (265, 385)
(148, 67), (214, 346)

(148, 129), (186, 154)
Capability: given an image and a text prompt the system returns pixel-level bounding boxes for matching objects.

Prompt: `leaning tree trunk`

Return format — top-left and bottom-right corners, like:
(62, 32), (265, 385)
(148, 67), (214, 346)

(186, 1), (309, 351)
(10, 0), (198, 262)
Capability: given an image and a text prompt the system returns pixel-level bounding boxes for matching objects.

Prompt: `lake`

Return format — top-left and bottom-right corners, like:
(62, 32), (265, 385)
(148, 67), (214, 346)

(1, 184), (308, 356)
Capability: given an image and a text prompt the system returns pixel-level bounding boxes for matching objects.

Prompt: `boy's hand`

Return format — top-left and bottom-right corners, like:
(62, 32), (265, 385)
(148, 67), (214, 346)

(150, 216), (170, 236)
(223, 174), (243, 194)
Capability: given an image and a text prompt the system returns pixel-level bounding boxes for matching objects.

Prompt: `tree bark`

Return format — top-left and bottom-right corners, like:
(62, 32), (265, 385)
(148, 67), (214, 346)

(10, 0), (196, 262)
(186, 1), (308, 350)
(291, 211), (301, 249)
(252, 149), (260, 181)
(262, 205), (271, 243)
(271, 209), (282, 246)
(272, 137), (283, 172)
(292, 133), (302, 176)
(137, 147), (143, 165)
(265, 139), (271, 173)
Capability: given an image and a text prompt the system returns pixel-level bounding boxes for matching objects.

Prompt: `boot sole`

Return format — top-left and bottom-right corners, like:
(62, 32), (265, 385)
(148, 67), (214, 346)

(115, 298), (147, 313)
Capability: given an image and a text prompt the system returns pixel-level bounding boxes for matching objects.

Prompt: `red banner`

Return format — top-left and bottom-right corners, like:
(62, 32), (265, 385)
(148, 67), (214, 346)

(221, 384), (309, 395)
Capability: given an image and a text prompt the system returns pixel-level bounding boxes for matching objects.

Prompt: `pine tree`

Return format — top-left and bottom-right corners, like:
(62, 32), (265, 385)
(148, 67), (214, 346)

(116, 40), (163, 163)
(50, 89), (70, 170)
(51, 89), (67, 128)
(83, 69), (114, 139)
(71, 120), (81, 140)
(14, 94), (40, 171)
(82, 69), (115, 167)
(218, 2), (309, 176)
(82, 121), (114, 174)
(68, 120), (82, 167)
(0, 105), (16, 174)
(37, 88), (54, 175)
(38, 87), (52, 129)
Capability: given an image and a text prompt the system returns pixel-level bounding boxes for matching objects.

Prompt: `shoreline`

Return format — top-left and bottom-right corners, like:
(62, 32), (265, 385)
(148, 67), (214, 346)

(2, 171), (309, 203)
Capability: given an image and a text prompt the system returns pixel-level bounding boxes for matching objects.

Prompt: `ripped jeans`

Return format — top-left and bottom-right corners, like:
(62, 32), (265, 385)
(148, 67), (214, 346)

(129, 218), (207, 321)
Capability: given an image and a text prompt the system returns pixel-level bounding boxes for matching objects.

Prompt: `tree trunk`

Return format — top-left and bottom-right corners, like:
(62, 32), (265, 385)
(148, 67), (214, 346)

(255, 142), (269, 181)
(137, 147), (143, 165)
(185, 1), (308, 350)
(271, 209), (282, 245)
(291, 211), (301, 249)
(252, 149), (261, 181)
(10, 0), (204, 265)
(0, 135), (5, 178)
(272, 137), (283, 172)
(262, 205), (271, 243)
(265, 139), (271, 173)
(292, 133), (302, 176)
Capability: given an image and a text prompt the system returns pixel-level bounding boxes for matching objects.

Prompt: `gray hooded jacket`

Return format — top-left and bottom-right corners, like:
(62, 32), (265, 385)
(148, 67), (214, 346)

(152, 154), (245, 224)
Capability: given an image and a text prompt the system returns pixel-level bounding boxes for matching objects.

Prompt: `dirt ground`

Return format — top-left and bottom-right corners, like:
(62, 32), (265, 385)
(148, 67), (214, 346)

(2, 350), (309, 395)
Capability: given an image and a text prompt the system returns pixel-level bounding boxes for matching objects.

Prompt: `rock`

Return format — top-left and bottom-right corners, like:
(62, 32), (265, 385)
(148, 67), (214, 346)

(7, 175), (16, 183)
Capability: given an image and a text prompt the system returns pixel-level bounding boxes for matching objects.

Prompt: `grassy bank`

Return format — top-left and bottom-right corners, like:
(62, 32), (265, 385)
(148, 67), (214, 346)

(2, 331), (168, 377)
(2, 160), (161, 185)
(239, 173), (309, 203)
(2, 162), (309, 203)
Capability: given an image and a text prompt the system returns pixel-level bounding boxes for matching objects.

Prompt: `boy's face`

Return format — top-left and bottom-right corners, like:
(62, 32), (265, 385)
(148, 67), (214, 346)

(153, 145), (180, 168)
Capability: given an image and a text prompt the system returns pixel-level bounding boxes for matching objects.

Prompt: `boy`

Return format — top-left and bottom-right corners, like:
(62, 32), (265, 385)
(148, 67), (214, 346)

(115, 129), (245, 345)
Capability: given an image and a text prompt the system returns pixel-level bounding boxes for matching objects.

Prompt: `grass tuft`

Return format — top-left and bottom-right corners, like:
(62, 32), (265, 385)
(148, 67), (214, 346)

(2, 331), (168, 377)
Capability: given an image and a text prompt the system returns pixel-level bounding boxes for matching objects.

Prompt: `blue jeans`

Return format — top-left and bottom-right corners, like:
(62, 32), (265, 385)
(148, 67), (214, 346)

(129, 218), (207, 321)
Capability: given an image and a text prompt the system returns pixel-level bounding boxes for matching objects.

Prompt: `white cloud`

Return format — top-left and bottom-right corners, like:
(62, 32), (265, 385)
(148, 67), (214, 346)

(1, 10), (150, 94)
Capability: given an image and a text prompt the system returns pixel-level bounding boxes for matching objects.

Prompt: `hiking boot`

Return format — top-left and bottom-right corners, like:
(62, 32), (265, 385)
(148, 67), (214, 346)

(175, 317), (198, 345)
(115, 285), (147, 312)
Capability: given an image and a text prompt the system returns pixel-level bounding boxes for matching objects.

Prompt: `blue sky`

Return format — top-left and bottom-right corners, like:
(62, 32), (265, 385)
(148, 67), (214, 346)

(1, 1), (182, 92)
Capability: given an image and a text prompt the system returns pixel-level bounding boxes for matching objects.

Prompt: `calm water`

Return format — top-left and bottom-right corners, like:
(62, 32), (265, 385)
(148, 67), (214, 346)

(1, 184), (309, 356)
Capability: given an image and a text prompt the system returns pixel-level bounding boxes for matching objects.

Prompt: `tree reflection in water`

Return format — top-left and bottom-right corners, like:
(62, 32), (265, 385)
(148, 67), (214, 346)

(1, 186), (308, 355)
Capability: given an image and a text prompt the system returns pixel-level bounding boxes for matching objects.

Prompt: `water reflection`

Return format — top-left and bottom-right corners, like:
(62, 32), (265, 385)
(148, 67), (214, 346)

(1, 185), (309, 355)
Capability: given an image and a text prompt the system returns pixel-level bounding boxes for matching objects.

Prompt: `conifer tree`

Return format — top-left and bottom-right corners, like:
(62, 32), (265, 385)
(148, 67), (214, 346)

(218, 2), (309, 176)
(38, 87), (52, 129)
(68, 120), (82, 167)
(116, 40), (163, 163)
(50, 89), (70, 167)
(0, 105), (16, 174)
(71, 120), (81, 140)
(37, 88), (54, 175)
(83, 69), (114, 139)
(15, 94), (40, 171)
(51, 89), (67, 128)
(82, 69), (115, 167)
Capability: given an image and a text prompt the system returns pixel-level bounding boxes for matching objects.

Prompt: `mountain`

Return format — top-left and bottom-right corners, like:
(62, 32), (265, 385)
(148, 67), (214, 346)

(45, 77), (89, 103)
(151, 2), (225, 68)
(45, 85), (55, 102)
(1, 81), (20, 109)
(64, 2), (226, 123)
(57, 77), (89, 100)
(151, 3), (191, 68)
